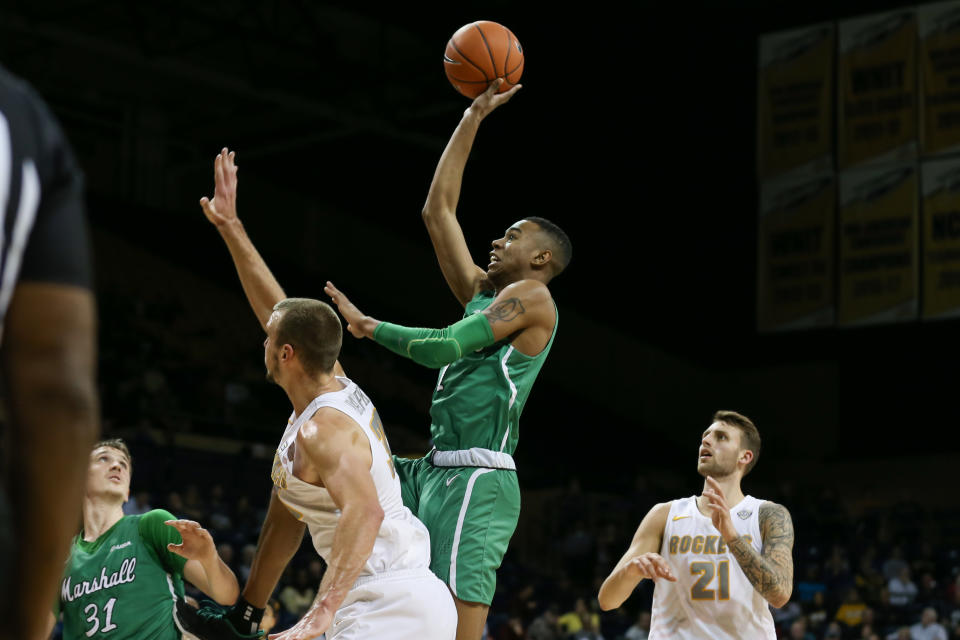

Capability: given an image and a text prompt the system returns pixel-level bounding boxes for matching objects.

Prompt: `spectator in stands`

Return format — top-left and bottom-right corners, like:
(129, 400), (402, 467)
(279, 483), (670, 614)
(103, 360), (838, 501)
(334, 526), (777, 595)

(789, 616), (816, 640)
(886, 627), (911, 640)
(278, 566), (316, 618)
(884, 546), (909, 582)
(774, 596), (804, 629)
(824, 544), (854, 604)
(527, 604), (562, 640)
(805, 590), (830, 635)
(559, 597), (600, 637)
(836, 588), (868, 630)
(123, 489), (152, 515)
(857, 550), (887, 603)
(623, 610), (650, 640)
(798, 564), (829, 603)
(889, 566), (919, 608)
(823, 621), (842, 639)
(238, 543), (256, 583)
(918, 572), (941, 606)
(909, 607), (948, 640)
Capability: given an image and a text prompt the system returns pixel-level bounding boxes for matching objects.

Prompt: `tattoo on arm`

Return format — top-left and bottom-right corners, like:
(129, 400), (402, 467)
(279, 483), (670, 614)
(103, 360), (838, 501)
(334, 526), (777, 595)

(727, 502), (794, 606)
(487, 298), (526, 323)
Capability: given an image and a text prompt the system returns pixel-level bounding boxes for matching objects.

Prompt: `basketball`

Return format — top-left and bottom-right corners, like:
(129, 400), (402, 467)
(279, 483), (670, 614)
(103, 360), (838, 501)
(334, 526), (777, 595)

(444, 21), (524, 99)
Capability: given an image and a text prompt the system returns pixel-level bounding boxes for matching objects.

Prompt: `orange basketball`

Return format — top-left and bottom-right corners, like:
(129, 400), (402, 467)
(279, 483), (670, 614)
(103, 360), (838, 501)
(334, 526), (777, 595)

(444, 21), (524, 99)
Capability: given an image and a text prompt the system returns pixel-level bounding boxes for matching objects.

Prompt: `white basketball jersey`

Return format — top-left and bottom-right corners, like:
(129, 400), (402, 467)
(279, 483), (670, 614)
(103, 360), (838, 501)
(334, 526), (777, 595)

(270, 376), (431, 576)
(649, 495), (777, 640)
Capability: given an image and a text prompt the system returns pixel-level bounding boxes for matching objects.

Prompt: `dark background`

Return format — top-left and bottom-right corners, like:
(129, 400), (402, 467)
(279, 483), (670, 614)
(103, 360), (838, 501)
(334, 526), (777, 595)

(2, 0), (956, 497)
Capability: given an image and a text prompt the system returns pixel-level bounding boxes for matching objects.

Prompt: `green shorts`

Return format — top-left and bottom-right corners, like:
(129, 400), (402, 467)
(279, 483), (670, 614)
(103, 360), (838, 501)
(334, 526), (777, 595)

(394, 454), (521, 605)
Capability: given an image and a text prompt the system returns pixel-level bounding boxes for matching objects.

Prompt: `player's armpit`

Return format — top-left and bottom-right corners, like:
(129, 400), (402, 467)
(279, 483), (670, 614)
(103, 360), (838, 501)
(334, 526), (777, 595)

(727, 502), (794, 608)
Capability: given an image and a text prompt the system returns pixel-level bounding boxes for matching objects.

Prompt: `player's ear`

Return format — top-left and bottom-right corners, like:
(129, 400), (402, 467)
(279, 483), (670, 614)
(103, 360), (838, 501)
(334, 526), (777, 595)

(532, 248), (552, 266)
(739, 449), (754, 467)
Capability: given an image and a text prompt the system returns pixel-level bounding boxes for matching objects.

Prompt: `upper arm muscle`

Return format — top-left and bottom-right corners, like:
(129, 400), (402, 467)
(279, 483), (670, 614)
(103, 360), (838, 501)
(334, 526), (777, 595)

(481, 280), (555, 352)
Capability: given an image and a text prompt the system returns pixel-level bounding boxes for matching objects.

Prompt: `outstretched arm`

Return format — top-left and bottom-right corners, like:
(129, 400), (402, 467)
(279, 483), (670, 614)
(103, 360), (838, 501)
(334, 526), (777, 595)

(269, 411), (383, 640)
(324, 279), (554, 367)
(200, 149), (345, 378)
(598, 502), (676, 611)
(703, 477), (794, 607)
(199, 148), (286, 331)
(422, 79), (521, 307)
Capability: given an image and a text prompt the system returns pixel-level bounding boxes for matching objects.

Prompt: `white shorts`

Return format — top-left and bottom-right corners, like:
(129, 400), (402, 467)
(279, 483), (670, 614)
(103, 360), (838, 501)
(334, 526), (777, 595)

(329, 568), (457, 640)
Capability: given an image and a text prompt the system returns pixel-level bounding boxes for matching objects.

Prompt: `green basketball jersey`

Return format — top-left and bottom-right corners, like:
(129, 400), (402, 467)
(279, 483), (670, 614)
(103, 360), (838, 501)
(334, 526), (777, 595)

(58, 510), (187, 640)
(429, 289), (558, 454)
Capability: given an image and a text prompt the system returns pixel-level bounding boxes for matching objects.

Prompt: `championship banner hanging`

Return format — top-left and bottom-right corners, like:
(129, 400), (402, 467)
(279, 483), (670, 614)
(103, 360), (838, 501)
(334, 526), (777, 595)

(757, 169), (836, 331)
(921, 157), (960, 319)
(838, 163), (919, 326)
(919, 1), (960, 155)
(757, 23), (835, 179)
(838, 10), (918, 169)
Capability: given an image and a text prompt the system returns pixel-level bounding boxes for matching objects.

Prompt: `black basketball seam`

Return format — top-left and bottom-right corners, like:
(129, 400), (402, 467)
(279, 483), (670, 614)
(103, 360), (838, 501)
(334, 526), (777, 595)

(448, 38), (489, 82)
(506, 59), (523, 77)
(503, 25), (513, 79)
(474, 22), (500, 77)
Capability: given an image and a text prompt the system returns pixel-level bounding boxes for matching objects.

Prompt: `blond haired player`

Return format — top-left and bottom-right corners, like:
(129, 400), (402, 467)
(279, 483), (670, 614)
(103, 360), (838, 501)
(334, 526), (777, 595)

(598, 410), (794, 639)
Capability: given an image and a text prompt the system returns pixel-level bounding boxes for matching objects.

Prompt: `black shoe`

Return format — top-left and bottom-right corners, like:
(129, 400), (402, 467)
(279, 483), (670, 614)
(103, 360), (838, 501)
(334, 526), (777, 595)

(174, 599), (265, 640)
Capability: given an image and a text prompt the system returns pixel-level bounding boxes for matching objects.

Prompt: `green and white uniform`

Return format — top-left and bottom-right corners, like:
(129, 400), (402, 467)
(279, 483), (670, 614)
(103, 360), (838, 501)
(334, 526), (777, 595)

(395, 289), (557, 604)
(57, 510), (187, 640)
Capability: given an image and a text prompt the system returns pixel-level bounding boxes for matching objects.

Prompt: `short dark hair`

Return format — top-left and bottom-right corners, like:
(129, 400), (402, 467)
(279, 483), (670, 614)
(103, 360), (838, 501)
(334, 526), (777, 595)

(273, 298), (342, 376)
(525, 216), (572, 276)
(93, 438), (132, 472)
(713, 410), (761, 476)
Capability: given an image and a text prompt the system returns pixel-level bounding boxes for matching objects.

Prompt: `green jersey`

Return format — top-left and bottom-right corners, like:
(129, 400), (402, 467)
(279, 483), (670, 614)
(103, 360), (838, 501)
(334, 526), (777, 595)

(58, 510), (187, 640)
(429, 289), (558, 454)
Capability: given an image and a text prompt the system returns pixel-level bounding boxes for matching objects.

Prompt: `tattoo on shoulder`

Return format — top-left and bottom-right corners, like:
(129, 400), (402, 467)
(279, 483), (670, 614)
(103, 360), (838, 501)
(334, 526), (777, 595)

(759, 502), (795, 547)
(487, 298), (526, 323)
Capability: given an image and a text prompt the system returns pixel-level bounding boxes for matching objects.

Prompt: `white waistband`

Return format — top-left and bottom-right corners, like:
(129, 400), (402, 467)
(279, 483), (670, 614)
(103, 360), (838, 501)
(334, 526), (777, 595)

(430, 447), (516, 470)
(352, 567), (433, 589)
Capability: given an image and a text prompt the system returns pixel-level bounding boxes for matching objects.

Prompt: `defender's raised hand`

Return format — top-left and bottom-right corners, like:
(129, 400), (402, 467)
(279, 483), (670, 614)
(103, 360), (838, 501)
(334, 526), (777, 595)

(199, 148), (239, 227)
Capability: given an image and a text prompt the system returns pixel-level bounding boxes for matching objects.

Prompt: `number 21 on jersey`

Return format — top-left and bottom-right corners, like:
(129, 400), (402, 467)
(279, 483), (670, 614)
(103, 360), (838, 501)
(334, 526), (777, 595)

(690, 560), (730, 600)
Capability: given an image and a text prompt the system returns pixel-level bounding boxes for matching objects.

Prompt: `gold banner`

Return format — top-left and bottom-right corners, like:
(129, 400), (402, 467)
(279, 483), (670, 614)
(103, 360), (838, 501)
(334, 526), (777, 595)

(838, 164), (919, 325)
(838, 10), (918, 169)
(922, 157), (960, 318)
(757, 24), (834, 179)
(757, 170), (835, 331)
(919, 1), (960, 155)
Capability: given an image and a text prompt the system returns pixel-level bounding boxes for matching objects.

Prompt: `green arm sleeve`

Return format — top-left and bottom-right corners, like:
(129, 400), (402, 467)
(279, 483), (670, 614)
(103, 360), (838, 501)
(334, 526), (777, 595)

(138, 509), (188, 575)
(372, 312), (496, 368)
